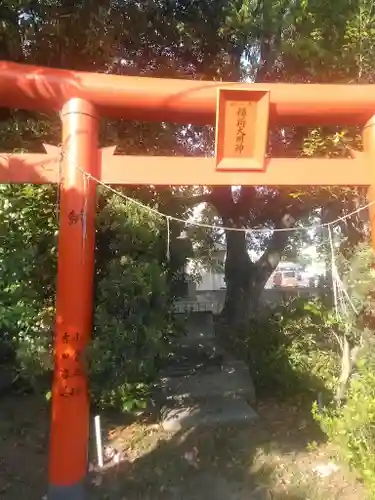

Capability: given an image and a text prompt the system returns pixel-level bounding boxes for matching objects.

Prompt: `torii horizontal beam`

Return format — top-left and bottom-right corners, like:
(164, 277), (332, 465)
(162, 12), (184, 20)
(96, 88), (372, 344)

(1, 61), (375, 125)
(0, 145), (369, 186)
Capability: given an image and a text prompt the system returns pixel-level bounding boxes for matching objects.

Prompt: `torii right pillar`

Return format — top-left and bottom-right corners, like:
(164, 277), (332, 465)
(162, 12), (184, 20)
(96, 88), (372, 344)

(363, 116), (375, 248)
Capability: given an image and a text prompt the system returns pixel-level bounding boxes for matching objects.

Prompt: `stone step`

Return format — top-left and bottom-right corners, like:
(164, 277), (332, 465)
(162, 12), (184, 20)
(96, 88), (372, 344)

(175, 311), (215, 344)
(161, 360), (256, 402)
(161, 396), (258, 431)
(160, 342), (224, 377)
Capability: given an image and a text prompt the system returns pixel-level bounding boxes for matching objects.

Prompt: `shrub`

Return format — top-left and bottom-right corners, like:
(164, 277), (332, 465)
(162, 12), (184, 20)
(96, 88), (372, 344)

(89, 194), (176, 411)
(227, 256), (375, 496)
(0, 185), (178, 412)
(234, 297), (341, 399)
(313, 346), (375, 495)
(313, 244), (375, 496)
(0, 184), (56, 390)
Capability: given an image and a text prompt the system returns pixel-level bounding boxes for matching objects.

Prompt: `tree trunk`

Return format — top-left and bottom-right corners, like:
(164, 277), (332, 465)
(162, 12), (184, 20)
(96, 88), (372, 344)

(220, 211), (295, 329)
(221, 227), (255, 326)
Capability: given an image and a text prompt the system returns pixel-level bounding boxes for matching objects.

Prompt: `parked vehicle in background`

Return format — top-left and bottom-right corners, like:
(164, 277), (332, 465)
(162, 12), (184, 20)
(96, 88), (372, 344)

(273, 269), (309, 288)
(272, 271), (282, 287)
(273, 270), (295, 287)
(271, 261), (311, 288)
(267, 261), (325, 289)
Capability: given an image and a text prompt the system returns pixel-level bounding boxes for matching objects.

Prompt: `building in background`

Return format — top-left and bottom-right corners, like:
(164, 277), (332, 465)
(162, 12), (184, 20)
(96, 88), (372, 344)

(186, 243), (226, 293)
(187, 243), (325, 294)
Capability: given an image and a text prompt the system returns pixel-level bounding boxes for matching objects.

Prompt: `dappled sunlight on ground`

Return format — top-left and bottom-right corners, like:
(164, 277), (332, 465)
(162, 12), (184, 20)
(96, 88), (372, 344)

(0, 395), (366, 500)
(90, 399), (364, 500)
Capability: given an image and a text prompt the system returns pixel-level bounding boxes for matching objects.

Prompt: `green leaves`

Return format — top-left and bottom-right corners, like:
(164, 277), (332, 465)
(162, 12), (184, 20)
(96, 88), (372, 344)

(226, 296), (341, 399)
(0, 182), (57, 390)
(316, 348), (375, 494)
(89, 193), (176, 412)
(0, 182), (181, 410)
(310, 244), (375, 497)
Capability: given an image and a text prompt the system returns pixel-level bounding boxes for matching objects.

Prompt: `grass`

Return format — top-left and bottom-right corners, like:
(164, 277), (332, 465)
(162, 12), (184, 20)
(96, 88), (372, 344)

(0, 394), (366, 500)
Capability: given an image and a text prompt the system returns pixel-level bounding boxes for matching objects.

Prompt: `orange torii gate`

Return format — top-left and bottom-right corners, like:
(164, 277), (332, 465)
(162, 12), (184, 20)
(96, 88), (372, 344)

(1, 61), (375, 499)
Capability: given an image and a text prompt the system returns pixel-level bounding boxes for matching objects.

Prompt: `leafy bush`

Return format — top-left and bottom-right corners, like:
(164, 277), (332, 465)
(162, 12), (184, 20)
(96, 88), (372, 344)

(313, 347), (375, 495)
(227, 298), (341, 399)
(0, 184), (178, 411)
(222, 241), (375, 497)
(313, 244), (375, 496)
(237, 244), (375, 496)
(225, 243), (375, 496)
(90, 194), (176, 411)
(0, 184), (57, 389)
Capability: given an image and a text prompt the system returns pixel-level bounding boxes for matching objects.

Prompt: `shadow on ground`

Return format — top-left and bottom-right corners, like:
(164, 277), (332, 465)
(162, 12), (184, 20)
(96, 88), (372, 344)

(0, 395), (363, 500)
(88, 399), (328, 500)
(0, 394), (49, 500)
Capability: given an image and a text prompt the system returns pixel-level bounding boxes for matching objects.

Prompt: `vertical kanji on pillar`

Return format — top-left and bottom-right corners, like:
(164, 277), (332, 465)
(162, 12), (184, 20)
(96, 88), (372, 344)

(48, 99), (99, 500)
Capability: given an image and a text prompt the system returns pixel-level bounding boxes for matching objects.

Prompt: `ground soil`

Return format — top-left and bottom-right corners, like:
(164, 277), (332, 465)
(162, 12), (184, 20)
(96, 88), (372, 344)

(0, 394), (366, 500)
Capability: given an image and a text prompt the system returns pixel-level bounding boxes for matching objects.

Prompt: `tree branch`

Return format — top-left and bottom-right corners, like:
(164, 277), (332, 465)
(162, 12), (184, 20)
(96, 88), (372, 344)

(255, 212), (296, 287)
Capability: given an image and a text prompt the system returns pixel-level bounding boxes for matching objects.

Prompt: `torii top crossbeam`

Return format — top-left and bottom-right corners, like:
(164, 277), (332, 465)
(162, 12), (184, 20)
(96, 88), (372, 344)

(1, 61), (374, 187)
(0, 61), (374, 125)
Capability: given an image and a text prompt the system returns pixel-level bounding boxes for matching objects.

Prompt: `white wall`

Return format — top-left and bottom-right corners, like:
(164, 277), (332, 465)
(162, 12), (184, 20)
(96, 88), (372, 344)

(186, 247), (226, 292)
(196, 271), (226, 291)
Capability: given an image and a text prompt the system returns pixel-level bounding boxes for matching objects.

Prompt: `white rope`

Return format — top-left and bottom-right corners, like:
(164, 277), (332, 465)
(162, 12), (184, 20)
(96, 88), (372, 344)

(328, 226), (340, 321)
(73, 161), (367, 328)
(73, 165), (375, 235)
(326, 222), (360, 357)
(166, 216), (171, 261)
(334, 270), (358, 316)
(53, 151), (368, 328)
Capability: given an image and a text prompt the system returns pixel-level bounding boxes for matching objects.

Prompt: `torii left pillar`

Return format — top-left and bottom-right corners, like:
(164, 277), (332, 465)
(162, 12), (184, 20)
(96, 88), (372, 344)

(48, 98), (99, 500)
